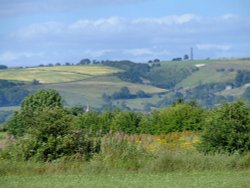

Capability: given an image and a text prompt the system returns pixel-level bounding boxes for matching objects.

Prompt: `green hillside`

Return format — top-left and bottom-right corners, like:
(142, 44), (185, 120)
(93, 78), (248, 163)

(0, 58), (250, 112)
(176, 59), (250, 88)
(29, 76), (167, 108)
(0, 65), (121, 84)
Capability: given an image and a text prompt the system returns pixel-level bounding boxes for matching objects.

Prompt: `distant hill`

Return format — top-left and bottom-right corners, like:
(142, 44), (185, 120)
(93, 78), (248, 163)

(0, 58), (250, 116)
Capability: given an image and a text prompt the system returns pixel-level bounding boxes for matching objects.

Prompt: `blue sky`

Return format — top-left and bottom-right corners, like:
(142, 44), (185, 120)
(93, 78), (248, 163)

(0, 0), (250, 66)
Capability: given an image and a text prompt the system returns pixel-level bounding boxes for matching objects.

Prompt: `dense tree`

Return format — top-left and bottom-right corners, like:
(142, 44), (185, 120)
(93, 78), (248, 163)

(0, 65), (8, 69)
(235, 70), (250, 87)
(183, 54), (189, 60)
(152, 102), (206, 133)
(7, 89), (63, 136)
(111, 111), (142, 133)
(199, 101), (250, 154)
(78, 58), (91, 65)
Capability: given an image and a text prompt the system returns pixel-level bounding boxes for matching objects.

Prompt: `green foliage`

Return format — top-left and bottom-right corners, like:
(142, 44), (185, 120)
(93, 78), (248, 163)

(145, 102), (206, 134)
(111, 111), (142, 134)
(95, 132), (150, 170)
(0, 80), (29, 106)
(199, 101), (250, 154)
(235, 70), (250, 87)
(0, 65), (7, 69)
(21, 89), (63, 112)
(2, 108), (100, 161)
(6, 89), (63, 136)
(144, 63), (197, 89)
(74, 111), (102, 134)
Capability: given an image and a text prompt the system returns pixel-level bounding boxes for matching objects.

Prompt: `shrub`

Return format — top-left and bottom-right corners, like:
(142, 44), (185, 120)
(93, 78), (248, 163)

(110, 111), (142, 134)
(6, 89), (63, 136)
(2, 108), (100, 161)
(198, 101), (250, 154)
(151, 103), (206, 133)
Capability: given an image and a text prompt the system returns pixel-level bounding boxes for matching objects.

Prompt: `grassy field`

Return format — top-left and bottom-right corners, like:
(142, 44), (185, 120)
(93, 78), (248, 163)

(0, 171), (249, 188)
(29, 76), (167, 107)
(176, 59), (250, 88)
(0, 65), (121, 84)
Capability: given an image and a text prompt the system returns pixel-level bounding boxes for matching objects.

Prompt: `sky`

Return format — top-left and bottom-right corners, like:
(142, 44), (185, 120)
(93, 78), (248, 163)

(0, 0), (250, 67)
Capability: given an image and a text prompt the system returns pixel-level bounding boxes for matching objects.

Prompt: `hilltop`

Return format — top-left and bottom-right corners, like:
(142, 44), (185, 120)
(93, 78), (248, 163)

(0, 58), (250, 121)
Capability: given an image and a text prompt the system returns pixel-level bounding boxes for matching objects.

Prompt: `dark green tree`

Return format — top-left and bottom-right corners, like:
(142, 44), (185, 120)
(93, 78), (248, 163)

(199, 101), (250, 154)
(7, 89), (63, 136)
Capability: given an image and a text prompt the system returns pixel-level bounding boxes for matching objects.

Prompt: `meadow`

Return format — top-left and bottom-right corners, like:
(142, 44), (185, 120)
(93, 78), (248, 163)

(176, 59), (250, 88)
(0, 65), (121, 84)
(1, 171), (250, 188)
(30, 76), (167, 107)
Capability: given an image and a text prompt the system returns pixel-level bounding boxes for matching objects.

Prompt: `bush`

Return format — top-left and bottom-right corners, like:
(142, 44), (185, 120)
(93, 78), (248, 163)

(111, 111), (142, 134)
(2, 108), (100, 162)
(6, 89), (63, 136)
(149, 102), (206, 133)
(198, 101), (250, 154)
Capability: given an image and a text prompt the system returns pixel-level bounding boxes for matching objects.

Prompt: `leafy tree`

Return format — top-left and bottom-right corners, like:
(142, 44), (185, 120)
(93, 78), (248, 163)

(235, 70), (250, 87)
(183, 54), (189, 60)
(153, 102), (206, 133)
(199, 101), (250, 154)
(78, 58), (91, 65)
(0, 65), (8, 69)
(21, 89), (63, 112)
(3, 108), (100, 161)
(111, 111), (142, 133)
(153, 59), (160, 62)
(7, 89), (63, 136)
(111, 87), (135, 99)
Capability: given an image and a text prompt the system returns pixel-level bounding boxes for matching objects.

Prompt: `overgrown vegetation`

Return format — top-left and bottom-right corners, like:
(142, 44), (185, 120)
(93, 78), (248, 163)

(0, 86), (249, 188)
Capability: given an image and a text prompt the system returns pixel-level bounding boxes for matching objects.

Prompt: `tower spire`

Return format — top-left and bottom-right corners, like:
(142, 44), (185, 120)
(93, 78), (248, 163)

(190, 47), (193, 61)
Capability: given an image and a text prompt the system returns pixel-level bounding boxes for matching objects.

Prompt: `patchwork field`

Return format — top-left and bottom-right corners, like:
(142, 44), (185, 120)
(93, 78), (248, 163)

(0, 65), (121, 84)
(31, 76), (167, 107)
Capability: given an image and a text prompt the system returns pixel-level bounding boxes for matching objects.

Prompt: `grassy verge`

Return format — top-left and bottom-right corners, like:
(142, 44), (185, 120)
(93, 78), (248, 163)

(0, 171), (250, 188)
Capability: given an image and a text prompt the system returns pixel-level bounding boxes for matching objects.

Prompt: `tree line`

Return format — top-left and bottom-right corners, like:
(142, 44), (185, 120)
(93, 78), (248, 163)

(1, 89), (249, 162)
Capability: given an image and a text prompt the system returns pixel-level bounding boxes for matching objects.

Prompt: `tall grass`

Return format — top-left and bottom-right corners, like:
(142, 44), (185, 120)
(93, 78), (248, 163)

(1, 132), (250, 176)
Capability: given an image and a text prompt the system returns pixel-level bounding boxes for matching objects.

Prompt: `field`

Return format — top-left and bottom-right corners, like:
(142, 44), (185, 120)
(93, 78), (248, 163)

(0, 65), (121, 84)
(0, 58), (249, 110)
(175, 59), (250, 88)
(1, 171), (250, 188)
(28, 76), (167, 107)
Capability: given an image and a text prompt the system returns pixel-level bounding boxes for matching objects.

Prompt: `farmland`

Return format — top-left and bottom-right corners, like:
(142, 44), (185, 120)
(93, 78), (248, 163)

(0, 58), (250, 111)
(0, 65), (121, 84)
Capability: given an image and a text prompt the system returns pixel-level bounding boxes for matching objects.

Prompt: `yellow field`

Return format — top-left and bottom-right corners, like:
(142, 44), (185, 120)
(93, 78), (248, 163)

(0, 65), (121, 84)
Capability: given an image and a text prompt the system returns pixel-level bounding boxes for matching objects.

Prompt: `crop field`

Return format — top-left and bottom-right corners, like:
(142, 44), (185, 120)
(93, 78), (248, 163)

(0, 65), (121, 84)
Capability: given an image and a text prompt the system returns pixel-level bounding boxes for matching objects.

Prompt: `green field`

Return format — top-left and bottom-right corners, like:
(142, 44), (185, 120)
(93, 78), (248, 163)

(0, 59), (249, 110)
(1, 171), (249, 188)
(176, 59), (250, 88)
(0, 66), (121, 84)
(30, 76), (167, 107)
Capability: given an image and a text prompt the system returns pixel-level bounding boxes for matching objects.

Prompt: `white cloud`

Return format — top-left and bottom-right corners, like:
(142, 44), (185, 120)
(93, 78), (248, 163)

(69, 17), (125, 32)
(123, 48), (170, 56)
(222, 14), (239, 20)
(2, 13), (250, 65)
(196, 44), (232, 51)
(132, 14), (200, 25)
(0, 51), (43, 62)
(12, 22), (65, 40)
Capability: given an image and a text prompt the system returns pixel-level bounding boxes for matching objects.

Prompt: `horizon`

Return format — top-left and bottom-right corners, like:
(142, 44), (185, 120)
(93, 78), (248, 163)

(1, 0), (250, 67)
